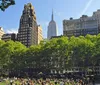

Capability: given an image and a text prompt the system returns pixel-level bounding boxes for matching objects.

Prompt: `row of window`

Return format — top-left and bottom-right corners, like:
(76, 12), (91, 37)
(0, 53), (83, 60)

(18, 37), (31, 40)
(18, 32), (31, 35)
(21, 40), (31, 43)
(66, 30), (98, 34)
(66, 32), (98, 36)
(23, 42), (31, 46)
(65, 29), (98, 33)
(18, 34), (31, 36)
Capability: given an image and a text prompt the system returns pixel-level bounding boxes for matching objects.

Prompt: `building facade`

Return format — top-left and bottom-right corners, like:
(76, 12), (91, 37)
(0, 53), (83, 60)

(37, 25), (43, 44)
(2, 33), (17, 42)
(0, 27), (4, 40)
(47, 11), (58, 39)
(17, 3), (38, 47)
(63, 10), (100, 37)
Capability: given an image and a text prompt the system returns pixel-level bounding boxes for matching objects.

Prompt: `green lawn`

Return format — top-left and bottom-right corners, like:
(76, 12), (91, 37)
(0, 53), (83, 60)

(0, 80), (20, 85)
(0, 80), (77, 85)
(0, 82), (6, 85)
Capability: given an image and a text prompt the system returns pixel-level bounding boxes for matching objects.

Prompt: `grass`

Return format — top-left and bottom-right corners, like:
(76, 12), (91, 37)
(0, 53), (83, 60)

(0, 82), (6, 85)
(0, 80), (77, 85)
(0, 80), (20, 85)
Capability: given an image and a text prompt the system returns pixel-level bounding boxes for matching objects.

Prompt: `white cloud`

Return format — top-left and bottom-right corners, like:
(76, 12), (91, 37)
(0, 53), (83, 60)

(54, 11), (64, 19)
(79, 0), (94, 17)
(5, 29), (18, 34)
(38, 21), (49, 29)
(55, 11), (61, 16)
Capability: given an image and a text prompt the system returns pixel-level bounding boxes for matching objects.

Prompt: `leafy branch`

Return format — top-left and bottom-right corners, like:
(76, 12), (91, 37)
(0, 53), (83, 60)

(0, 0), (15, 11)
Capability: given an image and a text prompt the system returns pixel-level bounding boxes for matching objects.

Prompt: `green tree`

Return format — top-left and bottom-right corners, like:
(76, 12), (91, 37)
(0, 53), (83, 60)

(25, 45), (41, 69)
(0, 34), (100, 76)
(40, 37), (70, 73)
(9, 41), (27, 71)
(0, 0), (15, 11)
(68, 36), (94, 73)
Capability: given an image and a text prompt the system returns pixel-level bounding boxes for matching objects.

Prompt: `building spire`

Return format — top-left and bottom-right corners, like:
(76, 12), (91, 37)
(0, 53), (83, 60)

(52, 9), (54, 21)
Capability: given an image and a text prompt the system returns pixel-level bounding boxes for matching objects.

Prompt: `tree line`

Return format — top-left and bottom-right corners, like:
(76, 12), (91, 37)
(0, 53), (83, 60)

(0, 34), (100, 76)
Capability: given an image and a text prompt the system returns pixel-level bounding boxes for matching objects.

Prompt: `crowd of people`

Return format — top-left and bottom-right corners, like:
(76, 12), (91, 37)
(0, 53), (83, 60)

(0, 77), (95, 85)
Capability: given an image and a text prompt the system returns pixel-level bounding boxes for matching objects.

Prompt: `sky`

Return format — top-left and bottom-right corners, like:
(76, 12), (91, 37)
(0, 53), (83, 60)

(0, 0), (100, 38)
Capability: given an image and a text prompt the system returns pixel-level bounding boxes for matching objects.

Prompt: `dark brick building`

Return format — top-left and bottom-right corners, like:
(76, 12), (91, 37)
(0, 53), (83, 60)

(2, 33), (17, 41)
(17, 3), (39, 47)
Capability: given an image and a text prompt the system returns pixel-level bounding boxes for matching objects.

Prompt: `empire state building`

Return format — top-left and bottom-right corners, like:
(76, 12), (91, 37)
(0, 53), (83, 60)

(47, 11), (58, 39)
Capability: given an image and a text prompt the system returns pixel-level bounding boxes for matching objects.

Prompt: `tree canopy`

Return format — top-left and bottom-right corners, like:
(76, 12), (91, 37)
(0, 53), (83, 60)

(0, 34), (100, 76)
(0, 0), (15, 11)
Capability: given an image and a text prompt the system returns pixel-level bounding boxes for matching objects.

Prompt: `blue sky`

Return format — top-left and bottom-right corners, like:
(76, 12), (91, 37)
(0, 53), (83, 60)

(0, 0), (100, 38)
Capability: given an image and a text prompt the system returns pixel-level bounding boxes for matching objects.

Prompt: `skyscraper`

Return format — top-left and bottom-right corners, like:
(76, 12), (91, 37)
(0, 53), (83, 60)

(17, 3), (39, 47)
(47, 10), (57, 39)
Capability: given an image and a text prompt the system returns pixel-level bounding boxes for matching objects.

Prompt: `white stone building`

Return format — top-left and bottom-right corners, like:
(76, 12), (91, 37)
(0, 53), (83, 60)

(0, 27), (4, 40)
(63, 10), (100, 37)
